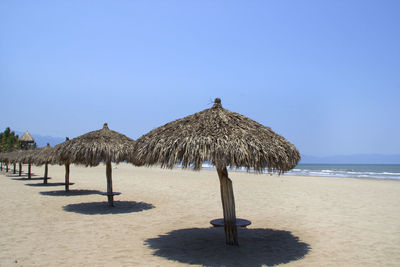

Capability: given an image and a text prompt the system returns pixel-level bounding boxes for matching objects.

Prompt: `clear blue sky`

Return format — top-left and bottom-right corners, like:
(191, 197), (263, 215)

(1, 1), (399, 157)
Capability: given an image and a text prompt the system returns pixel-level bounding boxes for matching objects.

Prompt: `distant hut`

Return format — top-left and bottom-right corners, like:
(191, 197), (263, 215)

(50, 123), (135, 206)
(131, 98), (300, 245)
(19, 131), (35, 150)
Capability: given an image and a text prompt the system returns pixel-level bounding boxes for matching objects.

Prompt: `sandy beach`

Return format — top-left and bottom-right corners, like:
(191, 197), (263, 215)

(0, 163), (399, 267)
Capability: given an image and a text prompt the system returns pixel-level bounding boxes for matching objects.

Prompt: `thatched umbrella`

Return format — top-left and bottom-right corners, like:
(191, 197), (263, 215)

(11, 153), (16, 174)
(47, 137), (73, 191)
(50, 123), (135, 206)
(6, 150), (27, 176)
(131, 98), (300, 245)
(0, 152), (9, 172)
(0, 154), (2, 171)
(15, 150), (24, 176)
(18, 149), (37, 179)
(1, 152), (11, 172)
(7, 150), (21, 175)
(34, 143), (53, 184)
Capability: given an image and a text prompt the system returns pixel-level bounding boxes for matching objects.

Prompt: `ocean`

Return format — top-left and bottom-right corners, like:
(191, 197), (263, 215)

(199, 163), (400, 181)
(287, 164), (400, 180)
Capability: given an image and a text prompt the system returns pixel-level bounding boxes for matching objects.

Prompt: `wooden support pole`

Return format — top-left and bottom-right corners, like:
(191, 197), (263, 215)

(106, 161), (114, 206)
(65, 164), (70, 191)
(217, 167), (239, 246)
(18, 163), (22, 176)
(28, 162), (31, 179)
(6, 163), (9, 172)
(0, 162), (2, 171)
(43, 163), (48, 184)
(13, 163), (16, 174)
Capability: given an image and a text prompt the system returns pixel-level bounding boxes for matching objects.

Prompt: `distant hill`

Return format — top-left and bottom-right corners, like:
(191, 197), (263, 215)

(300, 154), (400, 164)
(16, 132), (65, 148)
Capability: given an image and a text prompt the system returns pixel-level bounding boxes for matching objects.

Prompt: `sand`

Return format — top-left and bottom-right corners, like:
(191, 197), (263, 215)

(0, 163), (399, 267)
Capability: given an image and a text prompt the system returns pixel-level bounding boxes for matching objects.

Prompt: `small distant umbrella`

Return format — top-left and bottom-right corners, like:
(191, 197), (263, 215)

(34, 143), (52, 184)
(0, 153), (3, 170)
(0, 153), (3, 171)
(50, 123), (135, 206)
(131, 98), (300, 245)
(47, 137), (73, 191)
(18, 149), (37, 179)
(7, 150), (21, 175)
(0, 152), (10, 172)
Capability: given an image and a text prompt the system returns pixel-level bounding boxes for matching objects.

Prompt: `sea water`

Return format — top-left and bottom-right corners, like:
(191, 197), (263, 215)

(199, 162), (400, 181)
(287, 164), (400, 180)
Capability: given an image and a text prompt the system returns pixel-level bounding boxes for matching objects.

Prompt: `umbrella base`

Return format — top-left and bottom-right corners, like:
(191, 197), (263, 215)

(210, 218), (251, 228)
(100, 192), (121, 207)
(99, 192), (121, 196)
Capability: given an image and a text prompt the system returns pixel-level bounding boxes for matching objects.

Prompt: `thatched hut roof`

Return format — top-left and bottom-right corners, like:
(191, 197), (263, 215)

(51, 123), (135, 166)
(19, 131), (35, 143)
(132, 98), (300, 173)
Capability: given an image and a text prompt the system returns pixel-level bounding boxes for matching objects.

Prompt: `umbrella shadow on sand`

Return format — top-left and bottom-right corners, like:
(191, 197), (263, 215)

(25, 182), (67, 187)
(12, 177), (43, 181)
(11, 175), (40, 181)
(4, 173), (22, 178)
(63, 201), (155, 215)
(40, 189), (103, 196)
(145, 227), (310, 267)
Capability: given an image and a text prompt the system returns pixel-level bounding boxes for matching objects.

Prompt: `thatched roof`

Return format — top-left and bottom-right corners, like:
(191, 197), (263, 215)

(19, 131), (34, 143)
(50, 123), (135, 166)
(131, 98), (300, 173)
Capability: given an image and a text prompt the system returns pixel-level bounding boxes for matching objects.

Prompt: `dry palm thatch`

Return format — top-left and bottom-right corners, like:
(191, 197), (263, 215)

(51, 123), (135, 166)
(132, 98), (299, 172)
(131, 98), (300, 245)
(51, 123), (135, 206)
